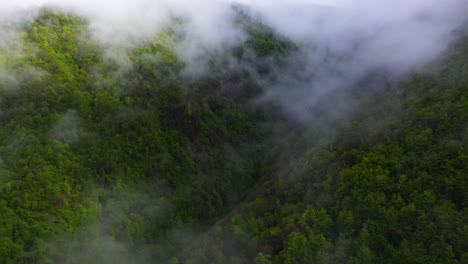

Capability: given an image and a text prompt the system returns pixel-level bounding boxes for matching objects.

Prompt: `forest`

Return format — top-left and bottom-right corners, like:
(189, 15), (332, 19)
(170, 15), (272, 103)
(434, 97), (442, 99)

(0, 8), (466, 264)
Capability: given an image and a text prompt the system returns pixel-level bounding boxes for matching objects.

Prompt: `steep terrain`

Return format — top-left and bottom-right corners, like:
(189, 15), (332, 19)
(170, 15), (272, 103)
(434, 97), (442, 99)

(0, 9), (466, 264)
(182, 35), (468, 264)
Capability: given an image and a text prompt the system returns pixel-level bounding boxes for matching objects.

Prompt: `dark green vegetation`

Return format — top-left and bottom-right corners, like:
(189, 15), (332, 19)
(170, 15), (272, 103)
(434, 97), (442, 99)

(184, 36), (468, 263)
(0, 10), (467, 264)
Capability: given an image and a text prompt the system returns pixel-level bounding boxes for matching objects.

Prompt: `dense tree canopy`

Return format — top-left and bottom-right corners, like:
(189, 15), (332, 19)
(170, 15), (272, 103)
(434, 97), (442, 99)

(0, 9), (466, 264)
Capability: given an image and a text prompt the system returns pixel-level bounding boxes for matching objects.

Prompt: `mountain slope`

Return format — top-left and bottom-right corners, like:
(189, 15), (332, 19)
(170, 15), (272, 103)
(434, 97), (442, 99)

(0, 9), (466, 264)
(184, 36), (468, 264)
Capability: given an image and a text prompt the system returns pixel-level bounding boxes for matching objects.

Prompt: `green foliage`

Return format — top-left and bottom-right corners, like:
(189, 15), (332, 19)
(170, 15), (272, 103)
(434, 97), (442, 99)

(0, 8), (467, 264)
(182, 36), (468, 263)
(238, 12), (295, 58)
(0, 10), (269, 263)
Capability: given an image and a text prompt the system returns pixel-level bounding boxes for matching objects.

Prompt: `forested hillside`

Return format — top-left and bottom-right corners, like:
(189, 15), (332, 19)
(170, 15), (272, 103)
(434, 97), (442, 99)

(0, 8), (466, 264)
(180, 35), (468, 263)
(0, 10), (276, 263)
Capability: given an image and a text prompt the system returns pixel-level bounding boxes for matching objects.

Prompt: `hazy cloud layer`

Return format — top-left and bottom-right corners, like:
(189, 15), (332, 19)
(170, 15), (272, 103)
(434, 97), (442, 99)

(1, 0), (466, 75)
(0, 0), (245, 65)
(235, 0), (468, 120)
(0, 0), (466, 148)
(1, 1), (467, 262)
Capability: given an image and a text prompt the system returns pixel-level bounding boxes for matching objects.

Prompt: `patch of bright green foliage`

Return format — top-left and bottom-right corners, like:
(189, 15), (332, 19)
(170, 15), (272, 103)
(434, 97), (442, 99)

(0, 10), (268, 263)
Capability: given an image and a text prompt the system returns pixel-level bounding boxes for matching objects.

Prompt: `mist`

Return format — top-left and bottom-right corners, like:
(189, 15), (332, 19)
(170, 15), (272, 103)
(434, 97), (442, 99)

(2, 0), (467, 84)
(235, 0), (468, 121)
(1, 1), (467, 263)
(5, 0), (461, 122)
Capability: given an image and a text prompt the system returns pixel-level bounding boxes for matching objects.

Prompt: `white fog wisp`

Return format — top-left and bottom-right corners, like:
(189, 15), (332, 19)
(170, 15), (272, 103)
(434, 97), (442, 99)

(1, 0), (467, 119)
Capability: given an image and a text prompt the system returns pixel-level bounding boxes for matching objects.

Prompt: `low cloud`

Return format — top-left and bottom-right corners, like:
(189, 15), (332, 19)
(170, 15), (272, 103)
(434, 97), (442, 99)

(236, 0), (467, 120)
(2, 0), (466, 83)
(0, 1), (466, 262)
